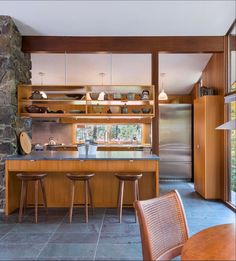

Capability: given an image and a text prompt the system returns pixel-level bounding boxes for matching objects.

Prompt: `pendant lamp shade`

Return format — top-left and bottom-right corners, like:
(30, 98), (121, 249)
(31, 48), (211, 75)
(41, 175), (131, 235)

(159, 73), (168, 100)
(158, 89), (168, 100)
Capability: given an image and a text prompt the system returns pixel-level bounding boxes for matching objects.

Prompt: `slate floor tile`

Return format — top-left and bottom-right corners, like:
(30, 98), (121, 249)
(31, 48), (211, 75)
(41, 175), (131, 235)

(49, 232), (99, 243)
(95, 243), (142, 260)
(11, 223), (59, 233)
(38, 243), (96, 260)
(100, 233), (141, 244)
(56, 223), (100, 233)
(0, 243), (45, 260)
(0, 224), (16, 234)
(0, 232), (52, 244)
(101, 223), (140, 235)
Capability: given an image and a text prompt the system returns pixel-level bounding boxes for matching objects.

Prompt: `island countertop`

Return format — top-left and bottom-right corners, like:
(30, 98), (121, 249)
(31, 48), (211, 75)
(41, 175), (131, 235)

(7, 151), (159, 161)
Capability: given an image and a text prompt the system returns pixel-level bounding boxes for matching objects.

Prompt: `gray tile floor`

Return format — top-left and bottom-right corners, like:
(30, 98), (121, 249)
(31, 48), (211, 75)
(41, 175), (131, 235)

(0, 181), (235, 260)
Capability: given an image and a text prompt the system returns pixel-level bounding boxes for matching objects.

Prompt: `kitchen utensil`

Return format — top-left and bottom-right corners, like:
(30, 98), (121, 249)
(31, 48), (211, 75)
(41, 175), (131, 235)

(141, 90), (150, 100)
(29, 90), (44, 100)
(25, 105), (48, 113)
(113, 93), (121, 100)
(121, 104), (128, 114)
(127, 93), (135, 100)
(19, 132), (32, 154)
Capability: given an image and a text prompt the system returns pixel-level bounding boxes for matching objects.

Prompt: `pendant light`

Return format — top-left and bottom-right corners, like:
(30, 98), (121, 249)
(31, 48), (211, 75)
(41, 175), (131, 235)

(158, 73), (168, 101)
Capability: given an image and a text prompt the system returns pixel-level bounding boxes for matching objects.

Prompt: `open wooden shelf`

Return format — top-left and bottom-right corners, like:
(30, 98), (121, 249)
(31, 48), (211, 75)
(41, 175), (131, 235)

(18, 84), (155, 119)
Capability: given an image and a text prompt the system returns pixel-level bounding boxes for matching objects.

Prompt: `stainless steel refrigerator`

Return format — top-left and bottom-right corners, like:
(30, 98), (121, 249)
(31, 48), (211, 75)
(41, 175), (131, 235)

(159, 104), (192, 180)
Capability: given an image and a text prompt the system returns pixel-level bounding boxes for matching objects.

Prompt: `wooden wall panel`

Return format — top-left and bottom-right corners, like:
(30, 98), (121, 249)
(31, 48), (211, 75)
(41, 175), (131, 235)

(201, 53), (225, 95)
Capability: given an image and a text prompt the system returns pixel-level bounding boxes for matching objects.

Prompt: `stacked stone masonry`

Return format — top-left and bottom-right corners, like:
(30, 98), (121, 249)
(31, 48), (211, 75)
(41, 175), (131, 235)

(0, 16), (31, 210)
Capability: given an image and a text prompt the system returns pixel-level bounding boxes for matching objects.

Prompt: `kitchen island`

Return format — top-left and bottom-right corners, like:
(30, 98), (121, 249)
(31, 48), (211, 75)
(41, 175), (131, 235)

(5, 151), (159, 215)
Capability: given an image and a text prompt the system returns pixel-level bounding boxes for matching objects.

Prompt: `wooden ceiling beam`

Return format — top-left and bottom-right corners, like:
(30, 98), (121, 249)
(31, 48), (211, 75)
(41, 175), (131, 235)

(22, 36), (224, 53)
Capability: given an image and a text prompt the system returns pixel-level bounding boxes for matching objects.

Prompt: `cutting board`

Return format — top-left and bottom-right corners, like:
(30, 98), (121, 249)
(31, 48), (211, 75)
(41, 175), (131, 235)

(19, 132), (32, 154)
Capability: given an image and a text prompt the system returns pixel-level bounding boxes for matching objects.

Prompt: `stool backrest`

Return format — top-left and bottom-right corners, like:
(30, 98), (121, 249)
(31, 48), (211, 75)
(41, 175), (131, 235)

(134, 190), (189, 261)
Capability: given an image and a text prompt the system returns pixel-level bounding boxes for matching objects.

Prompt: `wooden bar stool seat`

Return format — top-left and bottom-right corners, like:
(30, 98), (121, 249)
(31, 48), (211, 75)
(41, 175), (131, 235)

(66, 173), (95, 223)
(115, 173), (142, 223)
(16, 173), (48, 223)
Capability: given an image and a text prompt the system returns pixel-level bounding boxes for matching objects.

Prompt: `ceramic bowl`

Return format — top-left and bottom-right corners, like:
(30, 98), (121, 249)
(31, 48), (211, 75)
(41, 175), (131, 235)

(141, 108), (151, 114)
(132, 109), (140, 114)
(90, 93), (100, 100)
(110, 106), (121, 114)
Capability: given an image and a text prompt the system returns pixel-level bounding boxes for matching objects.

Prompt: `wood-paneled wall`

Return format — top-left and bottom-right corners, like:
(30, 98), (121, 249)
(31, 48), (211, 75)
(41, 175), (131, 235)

(190, 53), (225, 99)
(201, 53), (225, 95)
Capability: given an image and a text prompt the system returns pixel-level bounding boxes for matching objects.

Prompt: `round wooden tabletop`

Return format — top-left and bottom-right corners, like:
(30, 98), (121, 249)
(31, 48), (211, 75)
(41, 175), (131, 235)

(181, 224), (236, 260)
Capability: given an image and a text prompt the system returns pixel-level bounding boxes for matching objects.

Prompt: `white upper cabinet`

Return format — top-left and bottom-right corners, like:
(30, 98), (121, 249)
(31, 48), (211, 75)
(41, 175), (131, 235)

(31, 53), (151, 85)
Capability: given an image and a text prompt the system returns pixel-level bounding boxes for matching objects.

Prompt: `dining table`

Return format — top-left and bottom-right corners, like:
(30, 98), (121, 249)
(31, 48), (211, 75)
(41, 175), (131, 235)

(181, 223), (236, 260)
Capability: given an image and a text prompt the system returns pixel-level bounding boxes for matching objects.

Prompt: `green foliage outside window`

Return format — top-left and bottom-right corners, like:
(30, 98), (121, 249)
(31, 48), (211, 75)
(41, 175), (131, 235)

(76, 124), (142, 143)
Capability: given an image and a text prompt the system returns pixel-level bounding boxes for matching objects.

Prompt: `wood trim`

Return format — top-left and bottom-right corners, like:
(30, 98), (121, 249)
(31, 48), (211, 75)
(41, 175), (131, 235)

(22, 36), (224, 53)
(152, 52), (159, 155)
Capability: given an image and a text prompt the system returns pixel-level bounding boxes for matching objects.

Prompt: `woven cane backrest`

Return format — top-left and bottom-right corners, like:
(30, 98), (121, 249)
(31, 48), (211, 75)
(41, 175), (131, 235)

(135, 190), (189, 261)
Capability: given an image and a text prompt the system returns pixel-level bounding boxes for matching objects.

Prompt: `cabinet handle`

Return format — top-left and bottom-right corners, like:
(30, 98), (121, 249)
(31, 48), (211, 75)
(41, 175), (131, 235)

(80, 160), (84, 162)
(129, 160), (134, 162)
(197, 144), (200, 149)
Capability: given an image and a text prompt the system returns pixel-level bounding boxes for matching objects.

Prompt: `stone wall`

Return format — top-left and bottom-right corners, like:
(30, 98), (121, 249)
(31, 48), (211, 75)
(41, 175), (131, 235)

(0, 16), (31, 210)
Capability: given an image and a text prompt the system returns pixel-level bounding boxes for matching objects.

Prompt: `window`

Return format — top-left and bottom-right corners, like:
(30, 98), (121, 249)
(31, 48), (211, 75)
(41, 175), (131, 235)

(227, 22), (236, 207)
(75, 124), (143, 144)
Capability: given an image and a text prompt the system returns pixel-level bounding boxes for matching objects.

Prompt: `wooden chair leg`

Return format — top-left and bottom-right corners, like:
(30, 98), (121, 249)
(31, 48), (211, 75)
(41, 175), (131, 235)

(19, 180), (26, 223)
(84, 180), (88, 223)
(88, 180), (94, 215)
(40, 179), (48, 215)
(118, 180), (124, 223)
(34, 180), (39, 223)
(69, 180), (75, 223)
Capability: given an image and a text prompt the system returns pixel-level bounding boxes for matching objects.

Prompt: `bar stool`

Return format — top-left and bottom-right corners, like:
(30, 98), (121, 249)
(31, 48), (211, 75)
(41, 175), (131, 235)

(16, 173), (48, 223)
(115, 173), (142, 223)
(66, 173), (95, 223)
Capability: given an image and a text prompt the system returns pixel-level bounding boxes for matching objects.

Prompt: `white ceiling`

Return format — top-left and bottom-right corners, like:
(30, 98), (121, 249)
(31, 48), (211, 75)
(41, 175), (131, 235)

(31, 53), (212, 94)
(1, 1), (235, 36)
(159, 53), (212, 94)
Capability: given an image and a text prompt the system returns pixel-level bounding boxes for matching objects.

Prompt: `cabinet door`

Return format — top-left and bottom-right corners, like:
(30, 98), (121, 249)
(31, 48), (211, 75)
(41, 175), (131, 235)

(194, 98), (206, 197)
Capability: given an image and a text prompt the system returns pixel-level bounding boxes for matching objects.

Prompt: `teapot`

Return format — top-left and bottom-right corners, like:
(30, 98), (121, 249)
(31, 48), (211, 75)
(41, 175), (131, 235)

(48, 137), (57, 145)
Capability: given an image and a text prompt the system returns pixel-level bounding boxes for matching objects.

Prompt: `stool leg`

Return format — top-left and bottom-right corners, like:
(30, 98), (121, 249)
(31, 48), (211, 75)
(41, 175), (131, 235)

(19, 180), (26, 223)
(134, 180), (138, 223)
(88, 180), (94, 215)
(69, 180), (75, 223)
(118, 180), (124, 223)
(35, 180), (39, 223)
(40, 179), (48, 215)
(23, 182), (28, 214)
(84, 180), (88, 223)
(136, 180), (140, 200)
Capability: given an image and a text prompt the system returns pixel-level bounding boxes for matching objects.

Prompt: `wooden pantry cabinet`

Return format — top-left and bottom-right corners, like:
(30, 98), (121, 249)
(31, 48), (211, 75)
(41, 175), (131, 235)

(194, 95), (224, 199)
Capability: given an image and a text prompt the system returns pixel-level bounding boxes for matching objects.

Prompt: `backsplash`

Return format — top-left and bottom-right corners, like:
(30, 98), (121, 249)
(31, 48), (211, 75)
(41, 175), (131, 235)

(32, 122), (73, 145)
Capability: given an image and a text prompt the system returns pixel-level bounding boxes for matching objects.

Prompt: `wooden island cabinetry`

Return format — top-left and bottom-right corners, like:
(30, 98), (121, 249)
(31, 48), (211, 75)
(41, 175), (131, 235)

(5, 151), (159, 215)
(194, 95), (224, 199)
